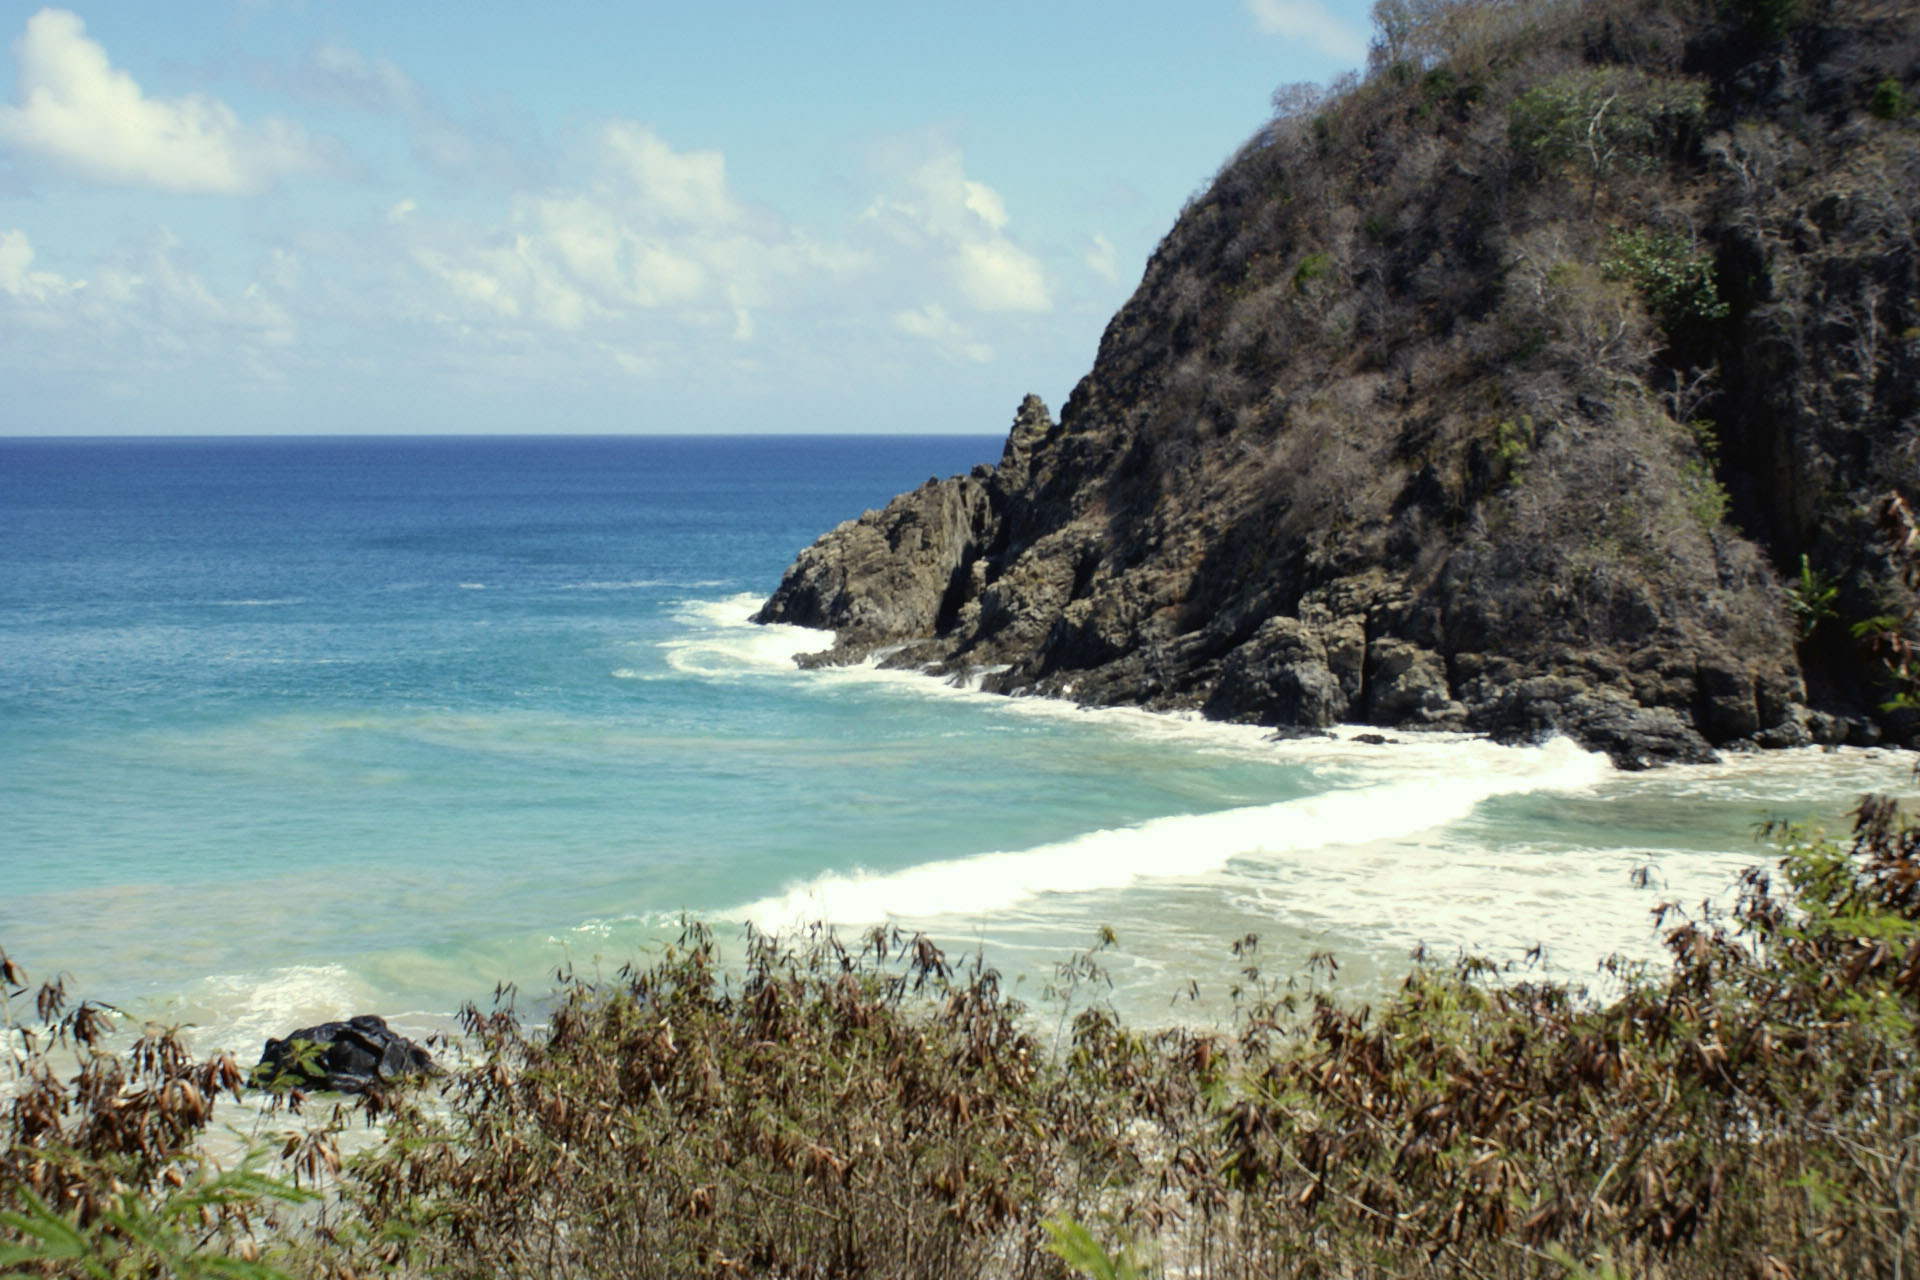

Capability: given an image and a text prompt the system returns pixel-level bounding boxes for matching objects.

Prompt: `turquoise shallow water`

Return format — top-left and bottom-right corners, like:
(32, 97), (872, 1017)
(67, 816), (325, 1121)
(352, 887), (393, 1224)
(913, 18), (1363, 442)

(2, 436), (1915, 1054)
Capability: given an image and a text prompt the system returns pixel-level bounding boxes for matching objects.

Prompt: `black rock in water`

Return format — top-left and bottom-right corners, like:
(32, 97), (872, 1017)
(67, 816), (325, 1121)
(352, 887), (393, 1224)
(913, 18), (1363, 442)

(254, 1015), (433, 1093)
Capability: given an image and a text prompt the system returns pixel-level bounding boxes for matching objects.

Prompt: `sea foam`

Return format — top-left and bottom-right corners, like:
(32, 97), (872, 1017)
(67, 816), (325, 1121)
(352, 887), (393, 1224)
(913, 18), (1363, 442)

(736, 736), (1609, 930)
(171, 963), (380, 1057)
(660, 594), (827, 677)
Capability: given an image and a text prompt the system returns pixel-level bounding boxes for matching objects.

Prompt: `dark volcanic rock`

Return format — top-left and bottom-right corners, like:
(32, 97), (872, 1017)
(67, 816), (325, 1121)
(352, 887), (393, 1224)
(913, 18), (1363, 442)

(1364, 639), (1464, 728)
(1204, 617), (1346, 728)
(254, 1015), (433, 1094)
(757, 0), (1919, 765)
(754, 471), (994, 665)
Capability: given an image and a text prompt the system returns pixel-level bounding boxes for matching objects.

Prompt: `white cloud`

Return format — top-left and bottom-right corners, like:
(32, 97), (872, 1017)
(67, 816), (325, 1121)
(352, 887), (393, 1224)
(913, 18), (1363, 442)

(600, 121), (738, 226)
(404, 122), (855, 351)
(893, 302), (992, 364)
(0, 9), (321, 193)
(961, 180), (1008, 232)
(372, 123), (1066, 386)
(1246, 0), (1370, 63)
(0, 227), (79, 301)
(956, 239), (1050, 312)
(0, 225), (296, 373)
(105, 229), (295, 343)
(1085, 232), (1118, 284)
(860, 145), (1050, 314)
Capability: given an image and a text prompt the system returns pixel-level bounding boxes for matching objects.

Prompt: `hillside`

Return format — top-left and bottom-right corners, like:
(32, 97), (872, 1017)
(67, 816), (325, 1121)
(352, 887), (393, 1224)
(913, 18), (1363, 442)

(759, 0), (1920, 767)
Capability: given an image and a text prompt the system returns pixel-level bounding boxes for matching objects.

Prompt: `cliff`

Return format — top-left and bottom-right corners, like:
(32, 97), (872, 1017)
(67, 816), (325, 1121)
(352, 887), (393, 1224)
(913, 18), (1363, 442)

(760, 0), (1920, 767)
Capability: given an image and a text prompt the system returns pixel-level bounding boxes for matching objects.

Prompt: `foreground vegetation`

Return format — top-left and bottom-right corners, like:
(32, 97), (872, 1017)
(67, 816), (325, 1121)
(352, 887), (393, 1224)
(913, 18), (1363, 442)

(4, 794), (1917, 1278)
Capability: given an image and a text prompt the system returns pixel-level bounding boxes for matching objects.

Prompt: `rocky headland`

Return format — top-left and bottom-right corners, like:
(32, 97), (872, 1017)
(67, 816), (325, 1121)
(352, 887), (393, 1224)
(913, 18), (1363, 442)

(760, 0), (1919, 768)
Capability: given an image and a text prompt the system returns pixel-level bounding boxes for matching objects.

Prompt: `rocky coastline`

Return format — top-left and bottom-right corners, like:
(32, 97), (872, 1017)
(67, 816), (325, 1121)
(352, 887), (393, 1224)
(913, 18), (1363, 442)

(759, 398), (1885, 769)
(759, 0), (1918, 769)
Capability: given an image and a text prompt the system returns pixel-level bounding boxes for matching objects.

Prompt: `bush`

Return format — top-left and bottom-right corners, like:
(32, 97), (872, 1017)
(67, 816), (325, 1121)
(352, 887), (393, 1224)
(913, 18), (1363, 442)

(1290, 251), (1336, 294)
(1599, 226), (1731, 334)
(1508, 69), (1708, 191)
(0, 951), (321, 1279)
(1719, 0), (1802, 40)
(1870, 76), (1912, 120)
(324, 923), (1134, 1279)
(10, 795), (1920, 1278)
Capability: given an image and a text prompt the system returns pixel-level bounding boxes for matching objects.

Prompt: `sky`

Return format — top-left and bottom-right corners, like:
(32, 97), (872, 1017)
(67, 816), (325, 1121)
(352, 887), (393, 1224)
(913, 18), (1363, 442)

(0, 1), (1375, 435)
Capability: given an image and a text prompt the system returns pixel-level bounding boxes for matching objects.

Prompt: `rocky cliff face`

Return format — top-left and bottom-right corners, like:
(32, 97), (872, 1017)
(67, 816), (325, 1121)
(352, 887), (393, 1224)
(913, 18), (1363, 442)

(759, 0), (1920, 768)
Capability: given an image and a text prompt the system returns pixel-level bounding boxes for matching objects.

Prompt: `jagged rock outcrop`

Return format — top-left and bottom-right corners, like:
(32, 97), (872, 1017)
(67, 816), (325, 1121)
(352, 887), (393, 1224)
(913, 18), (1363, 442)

(759, 0), (1919, 768)
(758, 471), (996, 668)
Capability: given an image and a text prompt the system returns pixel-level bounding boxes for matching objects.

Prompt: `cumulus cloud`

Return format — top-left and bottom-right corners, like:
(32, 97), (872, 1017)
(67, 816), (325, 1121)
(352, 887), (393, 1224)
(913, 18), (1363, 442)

(954, 238), (1050, 311)
(405, 121), (853, 347)
(0, 223), (295, 381)
(892, 302), (992, 364)
(860, 146), (1051, 314)
(599, 121), (738, 226)
(0, 227), (79, 301)
(377, 122), (1067, 384)
(1246, 0), (1370, 63)
(0, 8), (321, 193)
(93, 229), (294, 345)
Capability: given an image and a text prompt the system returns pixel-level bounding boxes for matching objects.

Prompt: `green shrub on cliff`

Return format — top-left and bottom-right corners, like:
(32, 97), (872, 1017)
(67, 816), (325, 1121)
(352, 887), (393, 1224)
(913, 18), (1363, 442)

(1599, 227), (1731, 334)
(1870, 76), (1911, 120)
(1507, 69), (1708, 186)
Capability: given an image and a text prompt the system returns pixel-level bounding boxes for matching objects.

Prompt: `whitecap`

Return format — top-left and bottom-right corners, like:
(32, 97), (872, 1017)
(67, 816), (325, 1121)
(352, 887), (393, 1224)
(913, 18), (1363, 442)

(166, 963), (380, 1057)
(659, 594), (826, 677)
(735, 736), (1609, 930)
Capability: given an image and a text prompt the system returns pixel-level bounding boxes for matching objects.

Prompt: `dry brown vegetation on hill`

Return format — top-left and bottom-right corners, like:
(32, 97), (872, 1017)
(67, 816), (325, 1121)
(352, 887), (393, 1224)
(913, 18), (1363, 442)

(760, 0), (1920, 768)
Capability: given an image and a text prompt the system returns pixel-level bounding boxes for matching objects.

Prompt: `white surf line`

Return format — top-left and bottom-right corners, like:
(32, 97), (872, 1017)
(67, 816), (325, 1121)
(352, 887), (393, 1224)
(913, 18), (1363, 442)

(662, 593), (1511, 768)
(734, 737), (1609, 931)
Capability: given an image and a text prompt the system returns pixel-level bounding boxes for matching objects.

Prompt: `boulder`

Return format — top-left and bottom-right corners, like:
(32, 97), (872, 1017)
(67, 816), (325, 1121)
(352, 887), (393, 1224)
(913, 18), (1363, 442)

(1477, 675), (1716, 769)
(1696, 658), (1760, 742)
(254, 1015), (434, 1093)
(1365, 639), (1461, 726)
(1204, 617), (1346, 728)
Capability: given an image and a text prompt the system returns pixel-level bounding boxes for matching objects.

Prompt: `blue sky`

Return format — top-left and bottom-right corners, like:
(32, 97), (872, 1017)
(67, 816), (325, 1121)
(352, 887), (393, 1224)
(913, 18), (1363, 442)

(0, 1), (1373, 434)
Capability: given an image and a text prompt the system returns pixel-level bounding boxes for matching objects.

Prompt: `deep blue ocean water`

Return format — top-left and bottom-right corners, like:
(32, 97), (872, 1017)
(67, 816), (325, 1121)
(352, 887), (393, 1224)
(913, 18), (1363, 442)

(3, 435), (1915, 1051)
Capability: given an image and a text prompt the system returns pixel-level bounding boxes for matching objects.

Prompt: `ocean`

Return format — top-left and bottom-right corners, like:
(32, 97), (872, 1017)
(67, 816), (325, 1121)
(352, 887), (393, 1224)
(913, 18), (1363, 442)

(2, 435), (1914, 1056)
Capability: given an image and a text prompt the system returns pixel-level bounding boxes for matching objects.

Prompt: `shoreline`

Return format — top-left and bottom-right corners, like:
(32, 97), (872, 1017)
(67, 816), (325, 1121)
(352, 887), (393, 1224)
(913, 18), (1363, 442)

(11, 595), (1917, 1066)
